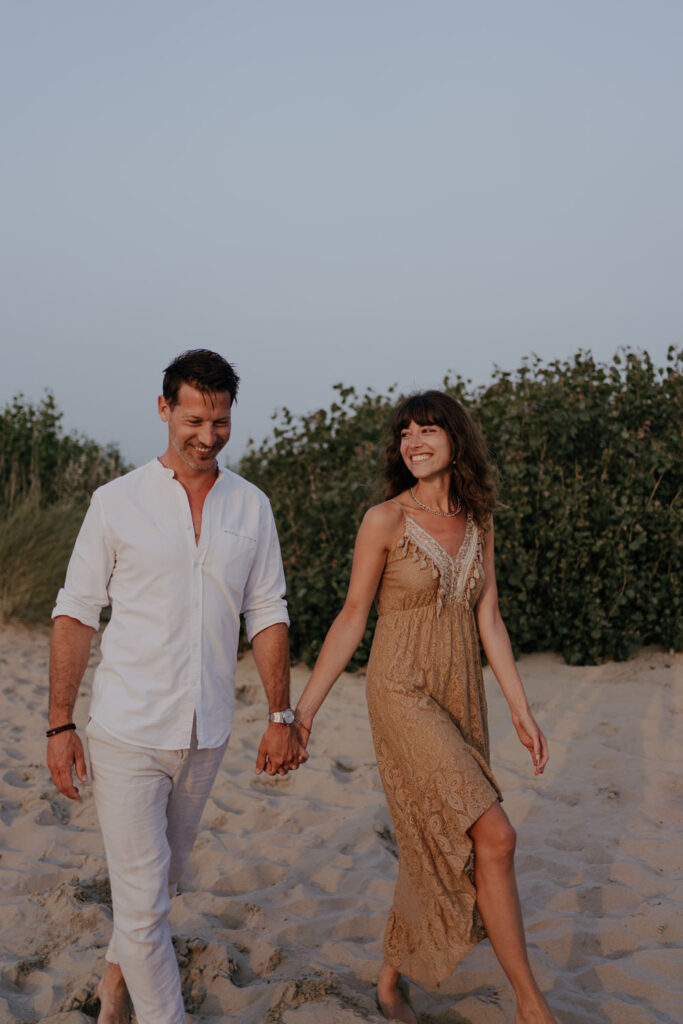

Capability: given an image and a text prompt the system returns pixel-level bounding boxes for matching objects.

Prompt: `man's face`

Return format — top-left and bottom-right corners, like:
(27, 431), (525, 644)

(159, 383), (232, 472)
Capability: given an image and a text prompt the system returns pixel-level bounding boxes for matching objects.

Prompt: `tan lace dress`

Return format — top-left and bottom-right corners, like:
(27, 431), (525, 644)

(366, 510), (502, 986)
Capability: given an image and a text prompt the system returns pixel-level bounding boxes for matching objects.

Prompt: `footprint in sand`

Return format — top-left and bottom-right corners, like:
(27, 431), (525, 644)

(211, 859), (289, 896)
(11, 949), (51, 990)
(597, 785), (620, 801)
(3, 768), (35, 788)
(252, 774), (294, 794)
(209, 897), (261, 930)
(331, 758), (358, 782)
(0, 799), (23, 826)
(174, 936), (244, 1008)
(36, 793), (72, 826)
(374, 823), (398, 859)
(72, 875), (113, 909)
(65, 980), (102, 1017)
(476, 985), (502, 1004)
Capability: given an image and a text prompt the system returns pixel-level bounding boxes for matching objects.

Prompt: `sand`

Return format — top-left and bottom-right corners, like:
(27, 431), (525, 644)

(0, 621), (681, 1024)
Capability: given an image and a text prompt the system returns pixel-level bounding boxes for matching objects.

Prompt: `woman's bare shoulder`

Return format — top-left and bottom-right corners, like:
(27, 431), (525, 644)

(359, 498), (407, 550)
(362, 497), (405, 528)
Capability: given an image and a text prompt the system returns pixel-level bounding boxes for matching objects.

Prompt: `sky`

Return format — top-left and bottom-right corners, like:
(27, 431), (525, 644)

(2, 1), (681, 467)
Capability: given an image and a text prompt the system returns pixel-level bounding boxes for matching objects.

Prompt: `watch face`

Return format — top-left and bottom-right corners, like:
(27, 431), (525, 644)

(270, 708), (295, 724)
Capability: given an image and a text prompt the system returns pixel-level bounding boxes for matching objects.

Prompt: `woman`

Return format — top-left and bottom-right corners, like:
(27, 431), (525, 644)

(294, 391), (558, 1024)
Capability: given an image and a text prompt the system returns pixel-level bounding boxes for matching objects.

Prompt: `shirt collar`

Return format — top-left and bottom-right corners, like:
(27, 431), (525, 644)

(151, 457), (225, 483)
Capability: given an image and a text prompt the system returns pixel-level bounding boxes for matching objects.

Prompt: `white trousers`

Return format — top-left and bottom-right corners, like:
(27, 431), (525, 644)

(86, 717), (228, 1024)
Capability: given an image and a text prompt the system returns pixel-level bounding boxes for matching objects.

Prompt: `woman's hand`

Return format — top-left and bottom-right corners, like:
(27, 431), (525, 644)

(511, 708), (549, 775)
(294, 709), (313, 750)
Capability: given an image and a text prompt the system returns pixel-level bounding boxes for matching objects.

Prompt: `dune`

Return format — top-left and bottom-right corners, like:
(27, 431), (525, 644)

(0, 621), (681, 1023)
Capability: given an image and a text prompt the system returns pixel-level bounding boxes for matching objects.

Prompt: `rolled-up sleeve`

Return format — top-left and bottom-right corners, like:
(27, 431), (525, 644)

(52, 490), (114, 629)
(241, 498), (289, 641)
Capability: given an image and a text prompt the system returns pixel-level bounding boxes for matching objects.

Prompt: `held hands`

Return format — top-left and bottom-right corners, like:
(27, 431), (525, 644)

(47, 730), (88, 801)
(511, 707), (549, 776)
(255, 722), (309, 777)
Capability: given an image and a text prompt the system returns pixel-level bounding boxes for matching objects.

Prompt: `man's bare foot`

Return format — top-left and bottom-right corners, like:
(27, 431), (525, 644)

(376, 963), (417, 1023)
(97, 963), (131, 1024)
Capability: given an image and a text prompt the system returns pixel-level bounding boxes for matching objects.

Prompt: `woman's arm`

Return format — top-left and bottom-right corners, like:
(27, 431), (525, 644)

(476, 521), (549, 775)
(295, 502), (401, 736)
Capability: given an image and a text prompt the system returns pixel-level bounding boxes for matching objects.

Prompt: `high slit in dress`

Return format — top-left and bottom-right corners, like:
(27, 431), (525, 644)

(366, 508), (502, 986)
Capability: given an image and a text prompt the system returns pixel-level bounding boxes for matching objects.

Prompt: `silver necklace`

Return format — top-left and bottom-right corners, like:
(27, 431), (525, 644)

(409, 487), (461, 518)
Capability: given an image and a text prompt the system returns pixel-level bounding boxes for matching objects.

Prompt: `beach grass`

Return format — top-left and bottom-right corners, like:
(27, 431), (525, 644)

(0, 496), (87, 625)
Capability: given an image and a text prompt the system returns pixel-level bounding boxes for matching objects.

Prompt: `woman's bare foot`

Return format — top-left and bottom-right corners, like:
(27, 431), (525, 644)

(376, 963), (417, 1023)
(97, 963), (131, 1024)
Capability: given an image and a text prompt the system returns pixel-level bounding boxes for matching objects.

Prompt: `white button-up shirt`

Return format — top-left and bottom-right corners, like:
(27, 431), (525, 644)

(52, 459), (289, 750)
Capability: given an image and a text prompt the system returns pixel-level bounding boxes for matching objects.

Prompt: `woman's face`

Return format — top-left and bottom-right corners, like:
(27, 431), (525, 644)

(400, 419), (453, 480)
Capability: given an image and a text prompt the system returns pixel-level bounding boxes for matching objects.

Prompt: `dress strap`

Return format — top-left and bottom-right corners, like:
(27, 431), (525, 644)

(390, 498), (416, 518)
(390, 498), (414, 525)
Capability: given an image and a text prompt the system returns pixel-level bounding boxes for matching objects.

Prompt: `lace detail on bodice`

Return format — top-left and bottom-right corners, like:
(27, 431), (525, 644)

(393, 514), (484, 614)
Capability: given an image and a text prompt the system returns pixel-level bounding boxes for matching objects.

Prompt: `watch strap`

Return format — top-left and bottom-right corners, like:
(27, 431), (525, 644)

(268, 708), (295, 725)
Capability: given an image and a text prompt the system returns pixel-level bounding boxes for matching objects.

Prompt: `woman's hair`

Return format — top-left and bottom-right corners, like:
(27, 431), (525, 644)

(384, 390), (498, 527)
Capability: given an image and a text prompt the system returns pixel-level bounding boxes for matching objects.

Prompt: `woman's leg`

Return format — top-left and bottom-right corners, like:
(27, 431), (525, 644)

(469, 802), (557, 1023)
(376, 962), (417, 1024)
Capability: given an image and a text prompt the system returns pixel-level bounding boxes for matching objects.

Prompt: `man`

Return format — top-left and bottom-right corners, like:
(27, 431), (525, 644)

(47, 350), (306, 1024)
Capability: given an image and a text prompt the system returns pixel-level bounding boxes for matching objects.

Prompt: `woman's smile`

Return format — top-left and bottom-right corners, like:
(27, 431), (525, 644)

(400, 420), (452, 476)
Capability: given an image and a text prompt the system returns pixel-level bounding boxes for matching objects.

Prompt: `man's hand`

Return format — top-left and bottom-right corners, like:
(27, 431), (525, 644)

(255, 723), (309, 776)
(47, 729), (88, 800)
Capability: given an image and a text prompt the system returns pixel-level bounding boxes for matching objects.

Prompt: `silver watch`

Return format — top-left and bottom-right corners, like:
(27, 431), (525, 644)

(268, 708), (295, 725)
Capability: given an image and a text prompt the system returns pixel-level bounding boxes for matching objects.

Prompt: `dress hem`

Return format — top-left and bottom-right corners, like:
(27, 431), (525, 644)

(382, 791), (501, 988)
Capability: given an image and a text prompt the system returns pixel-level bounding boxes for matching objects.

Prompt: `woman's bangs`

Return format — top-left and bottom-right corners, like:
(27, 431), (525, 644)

(394, 395), (444, 433)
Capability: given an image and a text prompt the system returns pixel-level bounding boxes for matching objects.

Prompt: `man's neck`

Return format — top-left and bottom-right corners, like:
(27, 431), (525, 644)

(158, 452), (219, 496)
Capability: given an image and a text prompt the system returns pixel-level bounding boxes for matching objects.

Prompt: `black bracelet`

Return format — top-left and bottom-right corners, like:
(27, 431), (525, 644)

(46, 722), (76, 738)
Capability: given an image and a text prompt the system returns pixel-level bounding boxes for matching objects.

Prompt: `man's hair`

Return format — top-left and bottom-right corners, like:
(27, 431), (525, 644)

(162, 350), (240, 406)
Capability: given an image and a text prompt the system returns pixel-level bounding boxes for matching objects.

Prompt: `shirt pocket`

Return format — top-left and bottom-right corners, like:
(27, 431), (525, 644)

(217, 529), (258, 590)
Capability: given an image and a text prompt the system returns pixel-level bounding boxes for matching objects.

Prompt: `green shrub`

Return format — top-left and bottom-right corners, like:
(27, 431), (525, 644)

(240, 348), (682, 666)
(0, 391), (128, 625)
(239, 386), (392, 666)
(0, 391), (127, 512)
(474, 348), (681, 662)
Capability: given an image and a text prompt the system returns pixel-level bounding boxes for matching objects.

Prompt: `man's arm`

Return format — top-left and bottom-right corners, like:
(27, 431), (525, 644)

(47, 615), (94, 800)
(47, 488), (114, 798)
(251, 622), (308, 776)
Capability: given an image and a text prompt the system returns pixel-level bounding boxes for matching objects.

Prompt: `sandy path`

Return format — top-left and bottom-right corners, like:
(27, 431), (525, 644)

(0, 623), (681, 1023)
